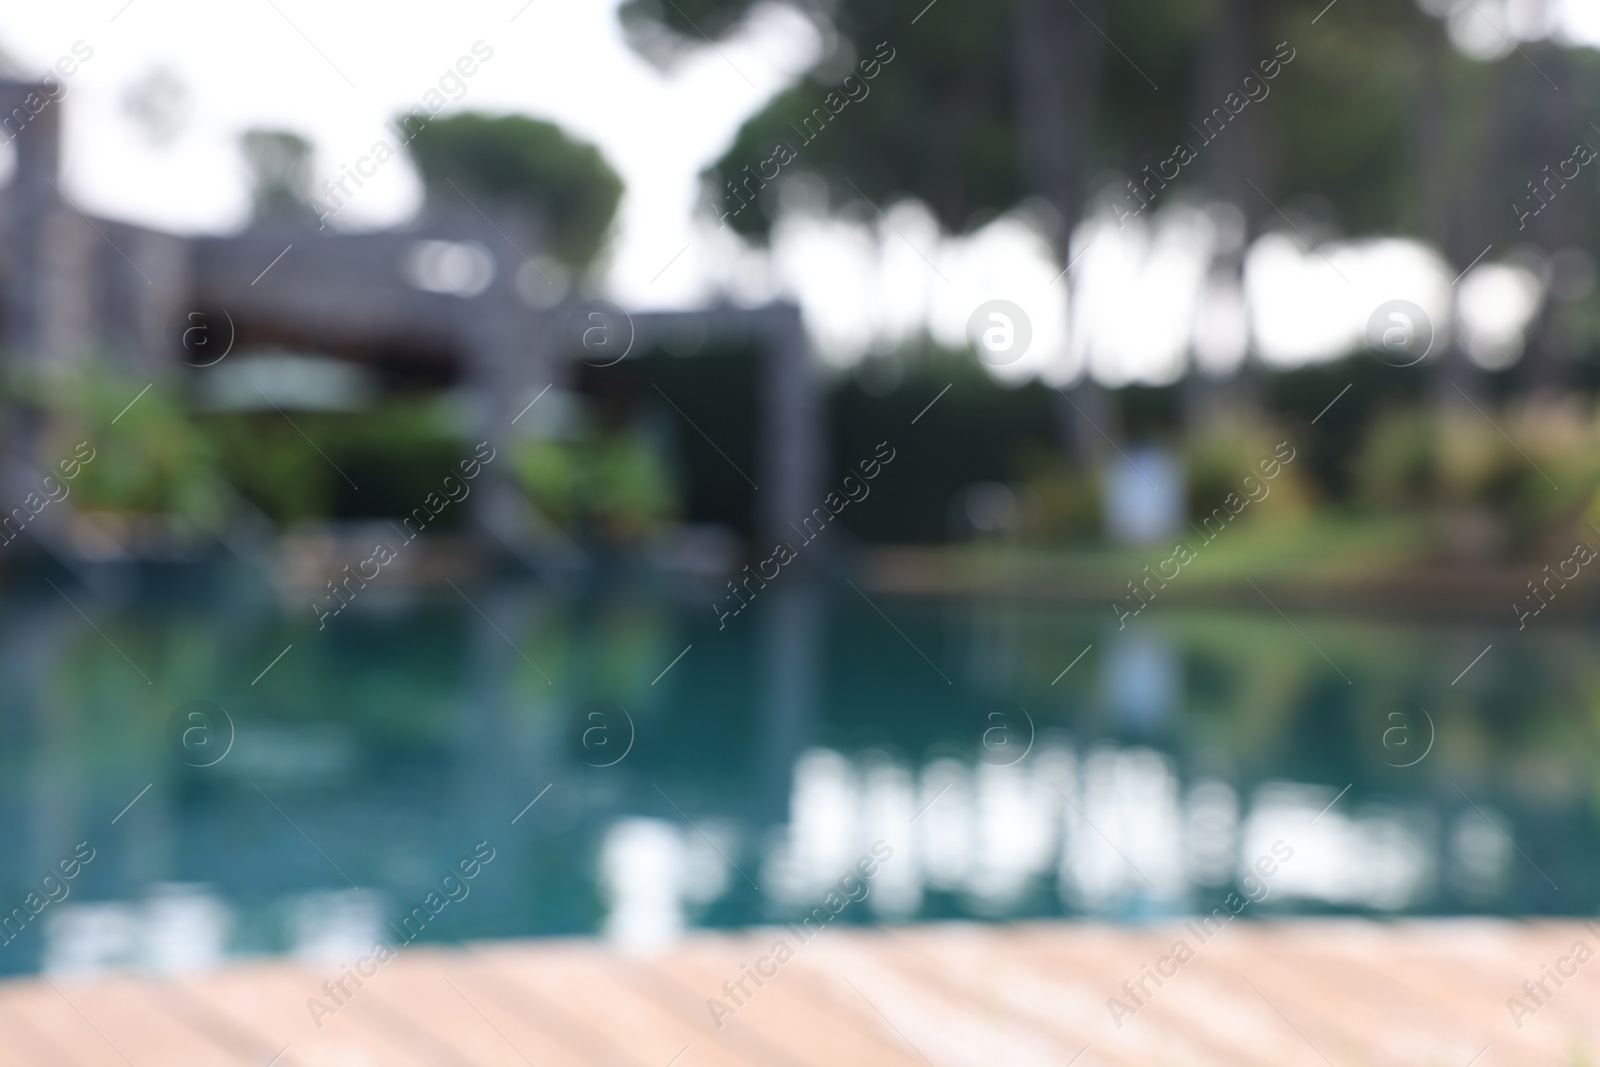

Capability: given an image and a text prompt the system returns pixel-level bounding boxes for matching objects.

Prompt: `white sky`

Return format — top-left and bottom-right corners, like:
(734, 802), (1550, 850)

(0, 0), (1587, 381)
(0, 0), (819, 310)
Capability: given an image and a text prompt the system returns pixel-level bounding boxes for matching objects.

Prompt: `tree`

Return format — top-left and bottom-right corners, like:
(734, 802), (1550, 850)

(623, 0), (1600, 411)
(404, 113), (624, 271)
(241, 129), (316, 224)
(620, 0), (1492, 247)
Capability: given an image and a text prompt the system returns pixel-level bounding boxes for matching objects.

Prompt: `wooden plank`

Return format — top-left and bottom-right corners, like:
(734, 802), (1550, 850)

(1250, 921), (1544, 1028)
(637, 931), (932, 1067)
(471, 938), (765, 1067)
(353, 945), (603, 1067)
(0, 997), (77, 1066)
(881, 922), (1270, 1067)
(1185, 924), (1520, 1067)
(981, 922), (1298, 1067)
(863, 923), (1163, 1067)
(0, 922), (1595, 1067)
(1238, 921), (1598, 1062)
(170, 959), (443, 1067)
(782, 926), (1114, 1067)
(583, 936), (829, 1067)
(0, 974), (252, 1066)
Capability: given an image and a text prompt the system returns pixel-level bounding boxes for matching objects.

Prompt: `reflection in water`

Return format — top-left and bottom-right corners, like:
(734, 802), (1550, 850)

(600, 817), (731, 953)
(144, 884), (230, 974)
(764, 749), (860, 908)
(1184, 779), (1240, 888)
(969, 754), (1065, 912)
(1451, 807), (1513, 904)
(1064, 745), (1185, 910)
(859, 759), (921, 917)
(1242, 783), (1435, 909)
(217, 726), (356, 785)
(0, 585), (1570, 976)
(44, 884), (229, 977)
(290, 890), (386, 965)
(1102, 635), (1179, 734)
(600, 819), (686, 953)
(918, 759), (974, 893)
(637, 739), (1497, 940)
(42, 903), (137, 977)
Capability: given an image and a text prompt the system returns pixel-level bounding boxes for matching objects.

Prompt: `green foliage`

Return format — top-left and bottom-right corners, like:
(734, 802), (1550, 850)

(707, 0), (1025, 237)
(828, 347), (1060, 543)
(241, 128), (316, 223)
(404, 112), (624, 269)
(1185, 413), (1312, 523)
(1356, 399), (1600, 553)
(201, 413), (326, 526)
(1013, 445), (1101, 542)
(198, 400), (470, 528)
(626, 0), (1549, 245)
(633, 349), (759, 535)
(618, 0), (764, 41)
(510, 426), (677, 545)
(10, 360), (227, 526)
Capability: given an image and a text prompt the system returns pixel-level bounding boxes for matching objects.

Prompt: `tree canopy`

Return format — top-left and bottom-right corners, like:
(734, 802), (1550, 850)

(241, 128), (316, 224)
(404, 113), (624, 270)
(622, 0), (1600, 264)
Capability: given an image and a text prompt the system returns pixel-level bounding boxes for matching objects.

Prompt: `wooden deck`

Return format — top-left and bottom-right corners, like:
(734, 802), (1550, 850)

(3, 920), (1597, 1066)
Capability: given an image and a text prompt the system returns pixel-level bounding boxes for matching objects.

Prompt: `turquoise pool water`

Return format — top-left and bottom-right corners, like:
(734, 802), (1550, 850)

(0, 570), (1592, 976)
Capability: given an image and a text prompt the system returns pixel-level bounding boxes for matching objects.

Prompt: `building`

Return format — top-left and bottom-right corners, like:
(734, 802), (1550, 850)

(0, 77), (820, 559)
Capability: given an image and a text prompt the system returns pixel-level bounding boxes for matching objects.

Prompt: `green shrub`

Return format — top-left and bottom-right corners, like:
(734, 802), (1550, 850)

(1357, 399), (1600, 553)
(1184, 414), (1313, 524)
(198, 400), (469, 528)
(10, 358), (227, 527)
(510, 427), (677, 545)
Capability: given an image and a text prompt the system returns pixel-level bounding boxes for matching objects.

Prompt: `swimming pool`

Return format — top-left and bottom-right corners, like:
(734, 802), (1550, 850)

(0, 572), (1589, 976)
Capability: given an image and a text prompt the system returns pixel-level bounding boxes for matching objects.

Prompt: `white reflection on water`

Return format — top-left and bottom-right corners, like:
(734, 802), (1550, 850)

(599, 817), (732, 953)
(290, 889), (386, 965)
(969, 752), (1065, 911)
(764, 748), (861, 906)
(917, 758), (973, 891)
(43, 884), (229, 977)
(42, 903), (137, 977)
(600, 818), (686, 953)
(597, 732), (1507, 937)
(1062, 745), (1186, 910)
(859, 758), (921, 917)
(1450, 805), (1512, 904)
(144, 884), (230, 973)
(1185, 778), (1240, 888)
(1241, 782), (1435, 909)
(744, 745), (1480, 921)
